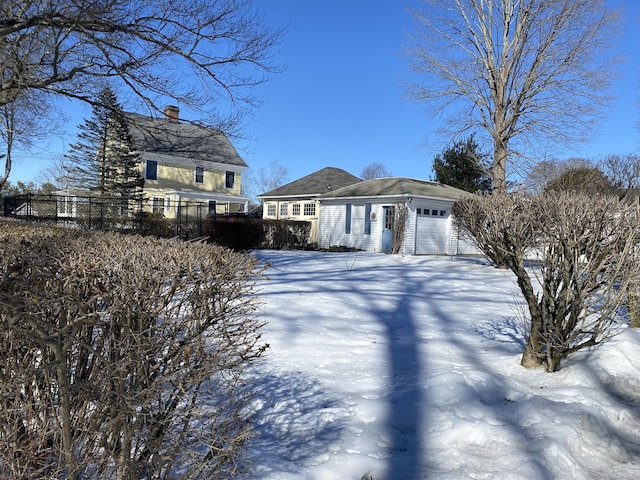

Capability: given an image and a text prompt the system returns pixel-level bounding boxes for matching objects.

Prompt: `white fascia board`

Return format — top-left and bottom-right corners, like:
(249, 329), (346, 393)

(258, 194), (320, 201)
(166, 190), (249, 203)
(318, 194), (407, 204)
(318, 194), (459, 204)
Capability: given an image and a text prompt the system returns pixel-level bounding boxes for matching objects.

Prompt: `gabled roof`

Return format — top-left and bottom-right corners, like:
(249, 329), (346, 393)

(125, 112), (247, 168)
(259, 167), (362, 198)
(319, 177), (472, 200)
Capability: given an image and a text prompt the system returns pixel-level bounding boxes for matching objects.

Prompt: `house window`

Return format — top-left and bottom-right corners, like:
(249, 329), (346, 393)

(432, 209), (438, 216)
(417, 208), (422, 215)
(195, 166), (204, 184)
(385, 206), (395, 230)
(225, 171), (235, 189)
(146, 160), (158, 181)
(280, 203), (288, 216)
(352, 204), (365, 234)
(267, 204), (276, 216)
(208, 201), (217, 214)
(292, 203), (301, 216)
(151, 197), (165, 214)
(57, 197), (72, 216)
(440, 210), (446, 217)
(303, 203), (316, 216)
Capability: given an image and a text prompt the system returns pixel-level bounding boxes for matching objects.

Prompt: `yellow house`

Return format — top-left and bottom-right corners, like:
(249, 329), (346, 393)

(127, 105), (249, 217)
(258, 167), (362, 244)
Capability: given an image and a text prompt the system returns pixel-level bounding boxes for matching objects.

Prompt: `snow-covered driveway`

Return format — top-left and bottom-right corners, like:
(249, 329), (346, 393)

(246, 251), (640, 480)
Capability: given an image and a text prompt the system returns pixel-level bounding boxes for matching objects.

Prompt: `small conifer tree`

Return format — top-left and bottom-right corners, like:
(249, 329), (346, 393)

(65, 88), (144, 201)
(433, 135), (492, 193)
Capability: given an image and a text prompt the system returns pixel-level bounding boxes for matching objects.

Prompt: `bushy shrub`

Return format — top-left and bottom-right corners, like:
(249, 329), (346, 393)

(0, 224), (267, 479)
(204, 217), (264, 250)
(261, 219), (311, 250)
(454, 192), (640, 372)
(205, 218), (311, 251)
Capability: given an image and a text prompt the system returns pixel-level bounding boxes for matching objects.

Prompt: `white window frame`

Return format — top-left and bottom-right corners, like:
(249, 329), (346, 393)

(195, 166), (204, 184)
(303, 203), (316, 216)
(145, 160), (158, 181)
(225, 171), (235, 189)
(151, 197), (165, 214)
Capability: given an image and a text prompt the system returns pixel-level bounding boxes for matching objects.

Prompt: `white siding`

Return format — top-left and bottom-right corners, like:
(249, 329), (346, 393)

(455, 227), (482, 255)
(320, 197), (469, 255)
(319, 203), (381, 252)
(403, 205), (417, 255)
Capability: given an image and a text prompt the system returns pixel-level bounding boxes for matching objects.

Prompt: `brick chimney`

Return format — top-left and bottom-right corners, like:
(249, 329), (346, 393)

(164, 105), (179, 123)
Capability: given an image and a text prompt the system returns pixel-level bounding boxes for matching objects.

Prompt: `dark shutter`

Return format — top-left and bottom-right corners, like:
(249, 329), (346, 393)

(364, 203), (372, 234)
(345, 204), (352, 234)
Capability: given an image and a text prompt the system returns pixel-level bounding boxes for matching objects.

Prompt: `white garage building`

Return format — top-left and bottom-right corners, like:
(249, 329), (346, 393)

(317, 177), (478, 255)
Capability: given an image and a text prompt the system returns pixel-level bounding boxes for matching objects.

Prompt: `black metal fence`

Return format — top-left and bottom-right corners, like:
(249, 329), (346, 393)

(2, 194), (208, 239)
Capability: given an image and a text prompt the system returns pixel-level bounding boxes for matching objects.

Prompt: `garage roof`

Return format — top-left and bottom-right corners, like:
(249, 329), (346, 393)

(319, 177), (472, 200)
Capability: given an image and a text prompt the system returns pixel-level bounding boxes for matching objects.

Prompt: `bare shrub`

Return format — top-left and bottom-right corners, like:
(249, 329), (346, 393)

(454, 192), (640, 372)
(392, 202), (409, 254)
(0, 225), (267, 478)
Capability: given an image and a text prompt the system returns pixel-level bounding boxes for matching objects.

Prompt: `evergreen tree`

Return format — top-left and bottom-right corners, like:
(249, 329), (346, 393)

(433, 135), (492, 193)
(65, 88), (144, 199)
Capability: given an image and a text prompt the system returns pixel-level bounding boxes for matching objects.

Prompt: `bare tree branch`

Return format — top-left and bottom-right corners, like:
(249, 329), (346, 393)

(405, 0), (622, 193)
(0, 0), (284, 127)
(360, 163), (392, 180)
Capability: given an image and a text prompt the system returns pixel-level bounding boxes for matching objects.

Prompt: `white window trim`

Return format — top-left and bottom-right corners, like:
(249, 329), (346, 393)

(195, 166), (205, 184)
(145, 159), (158, 181)
(151, 196), (166, 213)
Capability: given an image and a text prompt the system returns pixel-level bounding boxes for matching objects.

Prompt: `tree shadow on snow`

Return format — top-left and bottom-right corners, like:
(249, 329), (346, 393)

(245, 370), (352, 474)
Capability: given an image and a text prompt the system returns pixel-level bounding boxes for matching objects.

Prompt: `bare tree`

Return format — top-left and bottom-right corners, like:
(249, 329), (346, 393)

(523, 157), (594, 193)
(360, 162), (392, 180)
(0, 90), (61, 190)
(0, 0), (283, 185)
(599, 153), (640, 189)
(242, 159), (290, 203)
(406, 0), (621, 194)
(1, 0), (283, 116)
(36, 155), (75, 190)
(454, 192), (640, 371)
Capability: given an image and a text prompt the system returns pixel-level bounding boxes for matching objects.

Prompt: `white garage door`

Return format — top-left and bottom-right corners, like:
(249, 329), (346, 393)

(415, 209), (449, 254)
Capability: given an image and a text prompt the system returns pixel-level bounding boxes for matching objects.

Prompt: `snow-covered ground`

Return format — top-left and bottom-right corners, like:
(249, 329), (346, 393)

(244, 250), (640, 480)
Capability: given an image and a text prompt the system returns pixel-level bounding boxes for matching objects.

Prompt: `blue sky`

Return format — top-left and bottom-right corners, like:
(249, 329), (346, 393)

(9, 0), (640, 186)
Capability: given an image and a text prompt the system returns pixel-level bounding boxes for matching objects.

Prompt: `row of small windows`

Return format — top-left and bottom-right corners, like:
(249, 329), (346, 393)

(145, 160), (235, 188)
(267, 203), (316, 217)
(418, 208), (447, 217)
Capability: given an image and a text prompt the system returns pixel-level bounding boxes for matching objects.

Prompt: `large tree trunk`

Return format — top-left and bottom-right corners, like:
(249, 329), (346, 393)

(492, 137), (508, 195)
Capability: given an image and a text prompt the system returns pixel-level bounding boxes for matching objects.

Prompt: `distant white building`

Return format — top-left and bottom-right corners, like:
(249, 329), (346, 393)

(317, 177), (478, 255)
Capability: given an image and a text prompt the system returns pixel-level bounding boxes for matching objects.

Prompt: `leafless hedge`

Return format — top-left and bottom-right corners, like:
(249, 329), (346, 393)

(0, 224), (267, 479)
(454, 192), (640, 372)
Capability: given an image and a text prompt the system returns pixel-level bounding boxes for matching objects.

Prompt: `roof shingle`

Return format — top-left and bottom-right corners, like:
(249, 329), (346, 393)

(319, 177), (472, 200)
(125, 112), (247, 168)
(259, 167), (362, 197)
